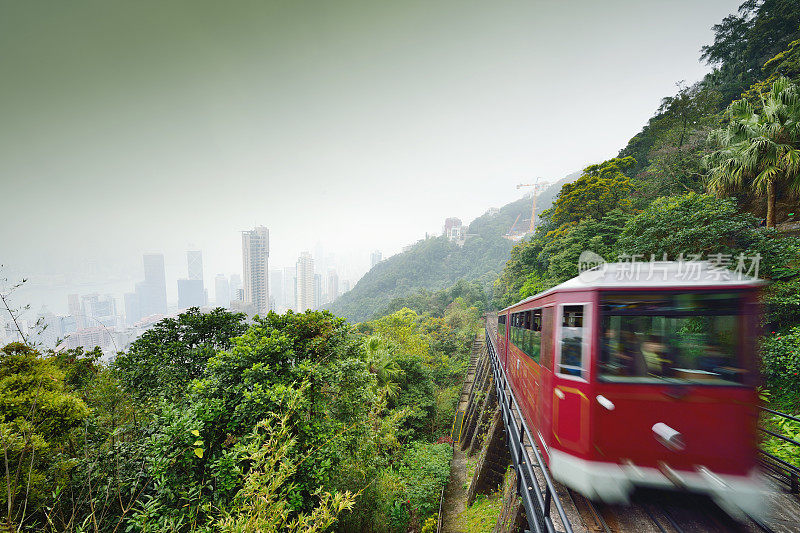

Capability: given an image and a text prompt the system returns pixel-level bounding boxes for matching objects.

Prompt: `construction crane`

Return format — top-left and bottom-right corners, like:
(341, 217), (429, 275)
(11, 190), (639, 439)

(516, 177), (548, 234)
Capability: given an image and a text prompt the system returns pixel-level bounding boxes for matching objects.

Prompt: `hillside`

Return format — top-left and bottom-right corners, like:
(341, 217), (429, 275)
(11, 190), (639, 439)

(328, 175), (577, 322)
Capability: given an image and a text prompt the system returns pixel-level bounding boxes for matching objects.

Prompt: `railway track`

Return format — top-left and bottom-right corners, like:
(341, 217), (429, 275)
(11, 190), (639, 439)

(566, 487), (791, 533)
(485, 315), (800, 533)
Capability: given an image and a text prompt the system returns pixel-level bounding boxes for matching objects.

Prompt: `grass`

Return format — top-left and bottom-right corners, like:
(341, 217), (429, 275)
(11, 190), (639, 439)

(766, 388), (800, 416)
(761, 387), (800, 469)
(465, 456), (478, 483)
(455, 493), (503, 533)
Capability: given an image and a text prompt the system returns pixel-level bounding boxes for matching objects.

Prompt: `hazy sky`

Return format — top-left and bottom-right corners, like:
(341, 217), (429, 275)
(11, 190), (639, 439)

(1, 0), (740, 307)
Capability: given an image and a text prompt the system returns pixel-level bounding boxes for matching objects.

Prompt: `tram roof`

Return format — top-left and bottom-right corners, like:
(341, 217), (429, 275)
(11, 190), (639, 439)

(501, 261), (764, 312)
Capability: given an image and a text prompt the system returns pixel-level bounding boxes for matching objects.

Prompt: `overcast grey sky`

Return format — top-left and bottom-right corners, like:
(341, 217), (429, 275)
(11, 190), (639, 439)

(1, 0), (741, 306)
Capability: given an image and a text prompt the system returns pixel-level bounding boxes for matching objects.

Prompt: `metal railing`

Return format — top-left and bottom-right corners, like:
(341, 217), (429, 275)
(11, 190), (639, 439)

(759, 407), (800, 493)
(485, 323), (574, 533)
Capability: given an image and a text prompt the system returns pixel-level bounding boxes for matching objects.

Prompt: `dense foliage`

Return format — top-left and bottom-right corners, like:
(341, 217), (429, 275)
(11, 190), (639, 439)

(0, 298), (480, 532)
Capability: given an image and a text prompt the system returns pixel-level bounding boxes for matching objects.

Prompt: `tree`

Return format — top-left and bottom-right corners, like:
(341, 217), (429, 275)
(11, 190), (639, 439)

(539, 210), (630, 284)
(701, 0), (800, 103)
(0, 343), (89, 531)
(543, 157), (635, 228)
(616, 192), (762, 258)
(362, 336), (404, 399)
(113, 307), (247, 402)
(705, 77), (800, 227)
(742, 38), (800, 103)
(217, 413), (356, 532)
(638, 83), (723, 196)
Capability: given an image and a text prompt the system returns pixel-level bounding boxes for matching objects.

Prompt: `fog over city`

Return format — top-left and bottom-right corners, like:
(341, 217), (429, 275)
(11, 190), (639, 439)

(1, 0), (739, 317)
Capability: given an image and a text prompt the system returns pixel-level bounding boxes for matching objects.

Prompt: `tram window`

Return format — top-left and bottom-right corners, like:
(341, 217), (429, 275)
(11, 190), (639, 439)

(598, 292), (751, 385)
(523, 311), (531, 358)
(541, 307), (554, 370)
(511, 313), (519, 346)
(525, 309), (541, 362)
(514, 313), (520, 345)
(558, 305), (587, 377)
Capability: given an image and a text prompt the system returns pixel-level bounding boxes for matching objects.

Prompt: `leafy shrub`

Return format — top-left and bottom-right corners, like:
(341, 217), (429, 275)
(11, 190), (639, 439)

(761, 327), (800, 394)
(616, 193), (761, 258)
(764, 277), (800, 331)
(398, 442), (453, 528)
(761, 416), (800, 469)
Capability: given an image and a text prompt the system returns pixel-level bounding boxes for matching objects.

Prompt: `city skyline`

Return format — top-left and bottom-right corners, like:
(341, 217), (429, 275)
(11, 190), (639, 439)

(0, 1), (741, 305)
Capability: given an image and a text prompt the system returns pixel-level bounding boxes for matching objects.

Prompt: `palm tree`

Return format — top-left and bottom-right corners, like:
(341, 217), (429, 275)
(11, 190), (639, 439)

(362, 336), (403, 399)
(705, 77), (800, 227)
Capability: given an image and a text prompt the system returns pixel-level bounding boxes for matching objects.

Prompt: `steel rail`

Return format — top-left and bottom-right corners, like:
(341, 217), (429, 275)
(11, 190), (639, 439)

(761, 407), (800, 424)
(485, 324), (574, 533)
(759, 426), (800, 447)
(758, 405), (800, 493)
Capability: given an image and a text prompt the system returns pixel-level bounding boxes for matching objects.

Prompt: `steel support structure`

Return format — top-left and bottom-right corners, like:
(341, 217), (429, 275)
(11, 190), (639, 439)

(485, 326), (574, 533)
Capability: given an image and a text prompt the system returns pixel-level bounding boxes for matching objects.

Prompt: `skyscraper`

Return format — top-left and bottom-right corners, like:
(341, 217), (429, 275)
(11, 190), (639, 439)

(67, 293), (83, 328)
(327, 269), (339, 302)
(82, 293), (117, 328)
(314, 273), (322, 309)
(136, 253), (167, 317)
(187, 250), (203, 281)
(230, 274), (242, 301)
(270, 270), (283, 311)
(370, 250), (382, 268)
(242, 226), (270, 315)
(295, 252), (315, 311)
(124, 292), (140, 326)
(178, 279), (205, 309)
(179, 250), (206, 310)
(215, 274), (230, 308)
(282, 267), (295, 311)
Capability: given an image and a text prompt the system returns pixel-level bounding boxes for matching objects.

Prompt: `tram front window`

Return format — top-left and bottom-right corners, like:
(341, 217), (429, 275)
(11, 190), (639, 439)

(598, 292), (752, 385)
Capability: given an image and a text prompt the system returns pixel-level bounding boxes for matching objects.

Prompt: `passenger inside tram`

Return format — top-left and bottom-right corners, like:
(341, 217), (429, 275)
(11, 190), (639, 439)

(598, 292), (752, 385)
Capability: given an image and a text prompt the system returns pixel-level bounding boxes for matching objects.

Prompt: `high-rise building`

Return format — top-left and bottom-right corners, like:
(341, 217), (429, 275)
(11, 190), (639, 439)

(230, 274), (242, 301)
(314, 243), (326, 277)
(215, 274), (230, 308)
(137, 254), (167, 317)
(342, 280), (351, 294)
(282, 267), (295, 310)
(242, 226), (270, 315)
(270, 270), (283, 311)
(59, 315), (78, 337)
(187, 250), (203, 281)
(32, 307), (60, 348)
(67, 293), (83, 328)
(370, 250), (382, 268)
(295, 252), (315, 311)
(82, 293), (117, 328)
(124, 292), (140, 326)
(314, 273), (322, 309)
(178, 279), (205, 309)
(443, 217), (465, 242)
(327, 269), (339, 302)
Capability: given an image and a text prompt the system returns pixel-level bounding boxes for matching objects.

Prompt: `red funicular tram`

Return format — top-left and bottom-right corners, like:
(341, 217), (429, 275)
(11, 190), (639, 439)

(496, 261), (764, 516)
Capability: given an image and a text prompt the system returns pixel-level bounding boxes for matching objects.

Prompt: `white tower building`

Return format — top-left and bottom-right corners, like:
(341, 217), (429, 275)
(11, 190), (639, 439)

(242, 226), (270, 315)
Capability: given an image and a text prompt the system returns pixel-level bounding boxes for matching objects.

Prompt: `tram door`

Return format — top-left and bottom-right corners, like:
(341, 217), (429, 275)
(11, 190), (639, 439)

(497, 313), (507, 368)
(537, 306), (555, 451)
(552, 303), (591, 454)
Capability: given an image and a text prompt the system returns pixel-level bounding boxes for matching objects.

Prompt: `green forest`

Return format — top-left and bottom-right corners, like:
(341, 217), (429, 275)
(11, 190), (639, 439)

(3, 0), (800, 531)
(1, 302), (481, 532)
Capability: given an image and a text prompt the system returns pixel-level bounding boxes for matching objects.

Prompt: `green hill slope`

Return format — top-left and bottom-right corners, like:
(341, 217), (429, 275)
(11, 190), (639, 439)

(329, 175), (577, 322)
